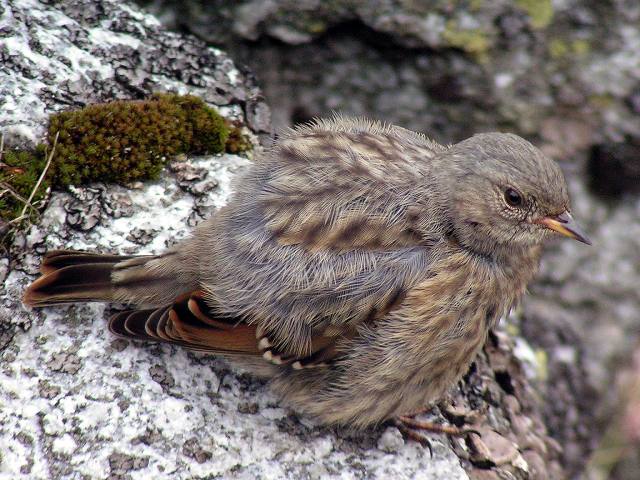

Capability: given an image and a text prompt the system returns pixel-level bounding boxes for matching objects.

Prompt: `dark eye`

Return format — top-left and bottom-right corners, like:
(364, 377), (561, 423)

(504, 188), (523, 207)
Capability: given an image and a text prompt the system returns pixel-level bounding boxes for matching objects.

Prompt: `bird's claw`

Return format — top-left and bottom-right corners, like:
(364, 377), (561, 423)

(392, 411), (481, 455)
(393, 418), (434, 457)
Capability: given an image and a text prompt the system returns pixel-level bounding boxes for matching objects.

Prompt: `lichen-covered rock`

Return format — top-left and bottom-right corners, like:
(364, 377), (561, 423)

(143, 0), (640, 150)
(1, 152), (472, 479)
(0, 0), (270, 149)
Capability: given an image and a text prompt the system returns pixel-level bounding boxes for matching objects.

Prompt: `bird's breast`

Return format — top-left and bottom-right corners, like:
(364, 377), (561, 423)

(377, 250), (533, 400)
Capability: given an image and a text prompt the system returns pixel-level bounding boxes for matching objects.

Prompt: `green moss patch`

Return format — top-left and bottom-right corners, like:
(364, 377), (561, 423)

(442, 21), (491, 63)
(0, 93), (252, 229)
(548, 38), (590, 59)
(225, 121), (253, 154)
(516, 0), (554, 30)
(48, 93), (231, 185)
(0, 145), (50, 225)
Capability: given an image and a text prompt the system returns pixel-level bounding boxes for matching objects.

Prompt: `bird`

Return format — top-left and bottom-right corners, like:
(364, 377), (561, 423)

(23, 115), (590, 439)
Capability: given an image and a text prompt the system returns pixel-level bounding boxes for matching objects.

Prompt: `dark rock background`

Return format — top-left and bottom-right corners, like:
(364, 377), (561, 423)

(139, 1), (640, 478)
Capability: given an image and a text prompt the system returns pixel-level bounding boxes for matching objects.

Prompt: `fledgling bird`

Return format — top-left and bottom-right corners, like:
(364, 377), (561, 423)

(23, 116), (590, 435)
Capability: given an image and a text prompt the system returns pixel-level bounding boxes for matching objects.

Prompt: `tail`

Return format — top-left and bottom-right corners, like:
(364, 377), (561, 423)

(23, 249), (192, 307)
(22, 251), (264, 358)
(23, 251), (341, 370)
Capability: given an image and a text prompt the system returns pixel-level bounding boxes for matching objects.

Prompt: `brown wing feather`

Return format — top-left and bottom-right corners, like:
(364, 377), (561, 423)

(108, 291), (260, 355)
(108, 289), (358, 367)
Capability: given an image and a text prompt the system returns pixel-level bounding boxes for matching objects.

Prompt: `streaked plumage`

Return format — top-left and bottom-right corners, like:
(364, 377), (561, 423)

(23, 116), (589, 429)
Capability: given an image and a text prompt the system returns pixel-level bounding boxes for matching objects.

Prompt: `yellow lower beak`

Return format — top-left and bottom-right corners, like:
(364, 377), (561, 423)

(536, 211), (591, 245)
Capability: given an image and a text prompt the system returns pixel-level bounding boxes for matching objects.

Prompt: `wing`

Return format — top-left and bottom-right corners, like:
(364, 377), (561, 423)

(196, 117), (450, 358)
(109, 289), (355, 369)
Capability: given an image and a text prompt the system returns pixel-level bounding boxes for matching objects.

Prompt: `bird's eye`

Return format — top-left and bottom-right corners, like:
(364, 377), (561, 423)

(504, 188), (523, 207)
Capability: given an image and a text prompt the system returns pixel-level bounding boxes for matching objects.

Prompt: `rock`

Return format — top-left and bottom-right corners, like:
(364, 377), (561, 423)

(182, 437), (212, 464)
(108, 452), (150, 476)
(145, 0), (640, 151)
(468, 470), (502, 480)
(0, 0), (268, 148)
(377, 427), (405, 453)
(126, 226), (159, 246)
(47, 351), (82, 375)
(587, 140), (640, 199)
(170, 160), (220, 196)
(38, 380), (61, 400)
(64, 186), (105, 231)
(149, 364), (176, 392)
(521, 451), (549, 480)
(468, 429), (519, 467)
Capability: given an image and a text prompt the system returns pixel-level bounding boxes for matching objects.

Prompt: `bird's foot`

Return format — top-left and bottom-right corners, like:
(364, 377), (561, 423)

(396, 414), (480, 437)
(392, 417), (434, 456)
(393, 409), (481, 455)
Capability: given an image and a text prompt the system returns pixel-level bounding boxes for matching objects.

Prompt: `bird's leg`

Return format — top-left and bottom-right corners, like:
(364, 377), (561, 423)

(401, 406), (433, 418)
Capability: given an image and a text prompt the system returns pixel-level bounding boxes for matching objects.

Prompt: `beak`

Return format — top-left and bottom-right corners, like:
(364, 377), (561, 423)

(535, 211), (592, 245)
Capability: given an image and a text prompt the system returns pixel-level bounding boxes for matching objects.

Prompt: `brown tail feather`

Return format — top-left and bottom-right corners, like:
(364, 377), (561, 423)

(24, 264), (116, 307)
(39, 250), (135, 275)
(23, 250), (131, 307)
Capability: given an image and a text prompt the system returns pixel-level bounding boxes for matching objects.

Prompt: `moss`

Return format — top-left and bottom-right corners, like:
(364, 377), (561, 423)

(47, 93), (230, 186)
(549, 39), (569, 59)
(589, 94), (616, 109)
(225, 121), (253, 154)
(160, 93), (229, 154)
(0, 145), (49, 223)
(306, 20), (327, 35)
(1, 93), (251, 231)
(442, 20), (491, 62)
(571, 39), (590, 56)
(505, 323), (520, 337)
(469, 0), (484, 11)
(534, 348), (548, 382)
(516, 0), (554, 29)
(549, 38), (591, 59)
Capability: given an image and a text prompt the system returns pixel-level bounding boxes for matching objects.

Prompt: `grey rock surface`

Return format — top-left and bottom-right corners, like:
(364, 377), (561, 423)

(2, 0), (613, 478)
(140, 1), (640, 476)
(143, 0), (640, 147)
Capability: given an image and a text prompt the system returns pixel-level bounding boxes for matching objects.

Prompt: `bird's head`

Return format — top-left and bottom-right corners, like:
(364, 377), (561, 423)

(438, 132), (590, 257)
